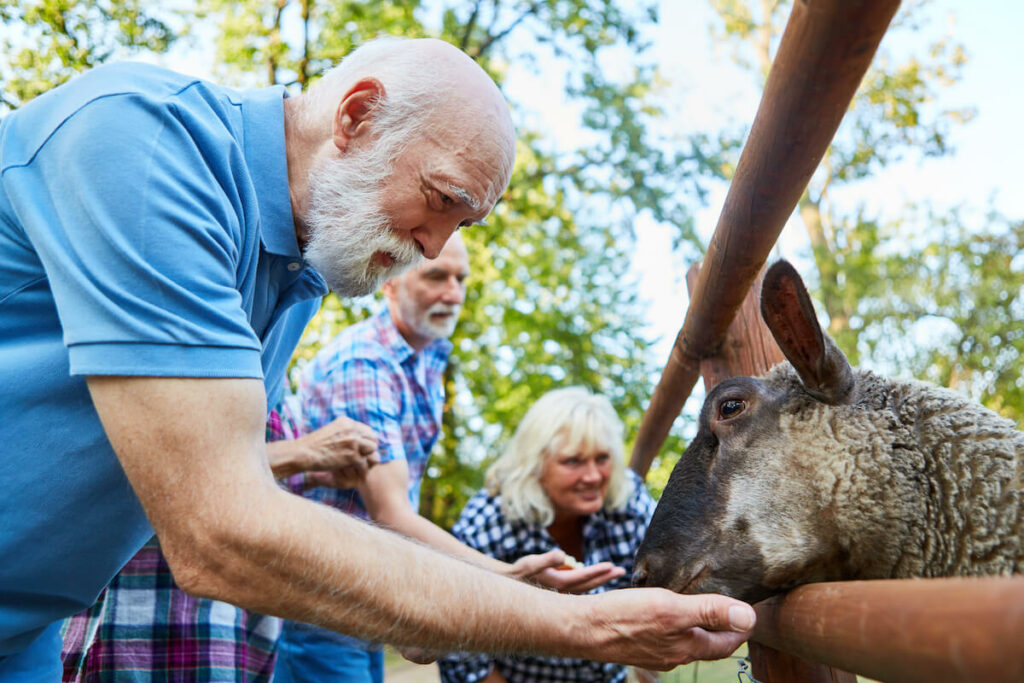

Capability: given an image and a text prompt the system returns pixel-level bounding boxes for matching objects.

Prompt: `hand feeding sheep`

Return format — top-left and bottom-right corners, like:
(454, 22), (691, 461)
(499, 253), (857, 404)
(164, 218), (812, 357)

(632, 259), (1023, 604)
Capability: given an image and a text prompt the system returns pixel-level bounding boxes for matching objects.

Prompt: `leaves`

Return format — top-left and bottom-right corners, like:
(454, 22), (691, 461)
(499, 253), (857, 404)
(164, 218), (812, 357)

(707, 0), (1022, 428)
(0, 0), (179, 110)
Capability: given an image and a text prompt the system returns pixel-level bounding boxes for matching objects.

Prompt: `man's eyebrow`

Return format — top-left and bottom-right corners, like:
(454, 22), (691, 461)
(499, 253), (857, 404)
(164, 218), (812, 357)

(443, 183), (483, 213)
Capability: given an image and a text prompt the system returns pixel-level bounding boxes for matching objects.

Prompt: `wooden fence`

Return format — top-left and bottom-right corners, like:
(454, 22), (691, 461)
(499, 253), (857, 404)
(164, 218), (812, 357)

(629, 0), (1024, 680)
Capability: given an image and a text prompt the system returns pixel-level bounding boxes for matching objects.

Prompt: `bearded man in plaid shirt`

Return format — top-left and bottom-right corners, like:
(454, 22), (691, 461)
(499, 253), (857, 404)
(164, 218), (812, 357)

(274, 233), (625, 683)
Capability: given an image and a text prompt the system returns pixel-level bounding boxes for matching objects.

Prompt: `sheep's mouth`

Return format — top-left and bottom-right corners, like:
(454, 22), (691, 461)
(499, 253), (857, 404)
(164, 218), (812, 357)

(677, 564), (711, 594)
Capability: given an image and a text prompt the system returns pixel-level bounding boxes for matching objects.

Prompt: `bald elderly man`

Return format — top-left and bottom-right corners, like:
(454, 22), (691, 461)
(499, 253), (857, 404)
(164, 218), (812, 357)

(0, 36), (754, 680)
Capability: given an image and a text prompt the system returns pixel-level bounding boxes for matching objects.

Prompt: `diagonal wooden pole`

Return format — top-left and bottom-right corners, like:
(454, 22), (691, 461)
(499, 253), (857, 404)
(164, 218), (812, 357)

(630, 0), (902, 479)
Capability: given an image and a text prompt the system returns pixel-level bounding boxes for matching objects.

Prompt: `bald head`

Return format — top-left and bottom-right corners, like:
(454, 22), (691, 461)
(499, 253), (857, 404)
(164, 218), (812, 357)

(303, 37), (515, 181)
(290, 37), (513, 299)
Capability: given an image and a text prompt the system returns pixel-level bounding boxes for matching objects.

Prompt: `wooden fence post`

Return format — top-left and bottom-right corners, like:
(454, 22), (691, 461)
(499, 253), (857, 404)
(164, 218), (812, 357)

(684, 262), (856, 683)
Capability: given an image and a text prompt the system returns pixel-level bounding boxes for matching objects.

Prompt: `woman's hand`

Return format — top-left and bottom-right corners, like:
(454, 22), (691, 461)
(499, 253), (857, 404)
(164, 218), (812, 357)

(505, 549), (626, 593)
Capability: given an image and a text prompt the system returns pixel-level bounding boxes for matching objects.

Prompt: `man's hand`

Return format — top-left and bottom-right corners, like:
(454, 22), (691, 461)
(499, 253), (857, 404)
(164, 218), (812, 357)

(268, 415), (380, 485)
(504, 550), (626, 593)
(581, 588), (755, 671)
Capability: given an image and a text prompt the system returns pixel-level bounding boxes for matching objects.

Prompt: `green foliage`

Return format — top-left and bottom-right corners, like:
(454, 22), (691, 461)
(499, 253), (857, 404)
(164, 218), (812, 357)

(860, 208), (1024, 426)
(188, 0), (711, 524)
(0, 0), (179, 110)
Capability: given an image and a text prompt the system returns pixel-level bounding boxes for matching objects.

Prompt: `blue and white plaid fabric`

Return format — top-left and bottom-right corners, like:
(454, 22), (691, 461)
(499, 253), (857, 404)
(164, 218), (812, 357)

(438, 469), (656, 683)
(283, 306), (452, 517)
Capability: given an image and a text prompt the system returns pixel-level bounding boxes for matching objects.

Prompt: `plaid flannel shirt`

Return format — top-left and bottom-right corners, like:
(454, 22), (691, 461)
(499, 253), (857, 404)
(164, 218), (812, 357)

(438, 469), (656, 683)
(59, 409), (298, 682)
(283, 306), (451, 518)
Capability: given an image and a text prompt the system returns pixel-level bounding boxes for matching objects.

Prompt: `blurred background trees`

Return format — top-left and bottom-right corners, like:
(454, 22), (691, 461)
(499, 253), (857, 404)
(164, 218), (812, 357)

(3, 0), (1019, 525)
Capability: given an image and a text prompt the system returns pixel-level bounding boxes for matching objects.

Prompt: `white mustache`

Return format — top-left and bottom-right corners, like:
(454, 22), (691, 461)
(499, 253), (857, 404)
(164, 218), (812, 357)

(426, 303), (461, 317)
(373, 228), (423, 273)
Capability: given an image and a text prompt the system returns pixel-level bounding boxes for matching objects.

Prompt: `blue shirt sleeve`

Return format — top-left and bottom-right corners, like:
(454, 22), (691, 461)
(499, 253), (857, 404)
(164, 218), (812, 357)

(7, 91), (263, 378)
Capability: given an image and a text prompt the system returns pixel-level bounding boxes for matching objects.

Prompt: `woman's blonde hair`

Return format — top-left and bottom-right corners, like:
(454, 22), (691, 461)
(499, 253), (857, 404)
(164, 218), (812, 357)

(485, 386), (631, 526)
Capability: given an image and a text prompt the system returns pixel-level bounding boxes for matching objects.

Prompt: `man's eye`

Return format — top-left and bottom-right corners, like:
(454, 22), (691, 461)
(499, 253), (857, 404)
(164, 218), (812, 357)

(439, 192), (454, 204)
(718, 399), (746, 420)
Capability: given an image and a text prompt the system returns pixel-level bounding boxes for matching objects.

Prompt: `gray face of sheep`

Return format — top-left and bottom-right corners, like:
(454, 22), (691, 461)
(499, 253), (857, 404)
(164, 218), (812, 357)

(633, 260), (857, 604)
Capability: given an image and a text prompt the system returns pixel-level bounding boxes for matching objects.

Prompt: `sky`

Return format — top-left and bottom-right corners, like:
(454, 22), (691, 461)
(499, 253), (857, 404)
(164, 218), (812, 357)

(629, 0), (1023, 362)
(150, 0), (1022, 419)
(497, 0), (1024, 424)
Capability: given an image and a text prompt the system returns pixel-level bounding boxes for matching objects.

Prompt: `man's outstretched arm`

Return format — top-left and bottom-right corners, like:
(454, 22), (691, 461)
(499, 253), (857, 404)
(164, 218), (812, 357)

(86, 375), (755, 671)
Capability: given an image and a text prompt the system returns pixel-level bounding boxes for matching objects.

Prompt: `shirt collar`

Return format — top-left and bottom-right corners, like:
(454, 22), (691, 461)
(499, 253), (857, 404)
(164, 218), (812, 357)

(241, 85), (300, 258)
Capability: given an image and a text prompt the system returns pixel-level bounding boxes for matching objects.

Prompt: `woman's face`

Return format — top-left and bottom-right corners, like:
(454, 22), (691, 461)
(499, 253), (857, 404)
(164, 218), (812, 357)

(539, 442), (614, 523)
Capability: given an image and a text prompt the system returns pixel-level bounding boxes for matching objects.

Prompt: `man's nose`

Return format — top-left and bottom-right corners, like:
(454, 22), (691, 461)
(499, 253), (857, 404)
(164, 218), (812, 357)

(441, 278), (466, 304)
(415, 220), (459, 259)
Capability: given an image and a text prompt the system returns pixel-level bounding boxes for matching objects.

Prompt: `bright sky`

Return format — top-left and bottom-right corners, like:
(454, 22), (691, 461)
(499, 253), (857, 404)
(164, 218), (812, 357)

(153, 0), (1021, 413)
(627, 0), (1024, 366)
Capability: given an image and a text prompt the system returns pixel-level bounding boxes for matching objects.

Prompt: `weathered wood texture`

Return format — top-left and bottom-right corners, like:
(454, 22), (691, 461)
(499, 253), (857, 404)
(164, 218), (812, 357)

(753, 577), (1024, 683)
(682, 264), (785, 389)
(749, 643), (857, 683)
(629, 0), (902, 478)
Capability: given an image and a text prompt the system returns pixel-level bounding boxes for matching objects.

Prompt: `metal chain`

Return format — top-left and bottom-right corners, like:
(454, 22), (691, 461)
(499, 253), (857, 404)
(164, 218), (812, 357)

(736, 655), (764, 683)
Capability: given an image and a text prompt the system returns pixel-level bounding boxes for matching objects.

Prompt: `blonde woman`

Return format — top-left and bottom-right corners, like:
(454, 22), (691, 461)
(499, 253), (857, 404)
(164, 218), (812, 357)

(439, 386), (656, 683)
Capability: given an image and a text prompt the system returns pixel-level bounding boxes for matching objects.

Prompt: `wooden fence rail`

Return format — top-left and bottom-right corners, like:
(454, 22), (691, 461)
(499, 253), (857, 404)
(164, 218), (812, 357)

(751, 576), (1024, 683)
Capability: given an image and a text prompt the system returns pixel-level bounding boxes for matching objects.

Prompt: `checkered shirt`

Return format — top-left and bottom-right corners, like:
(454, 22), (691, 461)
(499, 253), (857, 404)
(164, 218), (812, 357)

(438, 469), (656, 683)
(59, 409), (297, 682)
(282, 306), (452, 518)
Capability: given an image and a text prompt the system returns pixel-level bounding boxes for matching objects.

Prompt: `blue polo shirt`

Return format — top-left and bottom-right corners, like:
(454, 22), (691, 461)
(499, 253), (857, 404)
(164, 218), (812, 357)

(0, 63), (327, 678)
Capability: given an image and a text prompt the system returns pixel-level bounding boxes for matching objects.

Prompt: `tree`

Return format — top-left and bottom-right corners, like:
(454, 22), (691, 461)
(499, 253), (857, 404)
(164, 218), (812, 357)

(0, 0), (179, 111)
(708, 0), (974, 357)
(0, 1), (734, 522)
(702, 1), (1023, 426)
(863, 207), (1024, 424)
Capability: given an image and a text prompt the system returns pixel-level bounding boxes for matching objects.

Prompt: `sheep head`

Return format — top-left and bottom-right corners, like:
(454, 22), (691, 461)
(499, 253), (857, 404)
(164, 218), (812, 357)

(633, 260), (865, 602)
(629, 260), (1024, 602)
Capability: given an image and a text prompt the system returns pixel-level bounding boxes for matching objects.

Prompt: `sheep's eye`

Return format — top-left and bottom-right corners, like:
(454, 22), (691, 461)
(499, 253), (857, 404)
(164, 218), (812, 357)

(718, 399), (746, 420)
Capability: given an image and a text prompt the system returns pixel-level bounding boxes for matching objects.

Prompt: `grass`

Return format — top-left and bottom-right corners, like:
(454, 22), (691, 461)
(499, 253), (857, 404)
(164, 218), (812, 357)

(652, 644), (754, 683)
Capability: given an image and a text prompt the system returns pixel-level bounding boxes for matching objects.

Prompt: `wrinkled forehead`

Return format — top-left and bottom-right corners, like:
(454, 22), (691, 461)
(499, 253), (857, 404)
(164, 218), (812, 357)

(428, 105), (515, 207)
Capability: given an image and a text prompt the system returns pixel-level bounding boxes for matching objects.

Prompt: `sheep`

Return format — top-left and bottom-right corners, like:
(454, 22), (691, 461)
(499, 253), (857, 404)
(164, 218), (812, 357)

(632, 259), (1023, 604)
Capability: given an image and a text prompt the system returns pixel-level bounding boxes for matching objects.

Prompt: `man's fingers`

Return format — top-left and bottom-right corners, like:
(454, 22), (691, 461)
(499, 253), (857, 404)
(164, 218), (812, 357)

(689, 594), (756, 633)
(677, 627), (750, 662)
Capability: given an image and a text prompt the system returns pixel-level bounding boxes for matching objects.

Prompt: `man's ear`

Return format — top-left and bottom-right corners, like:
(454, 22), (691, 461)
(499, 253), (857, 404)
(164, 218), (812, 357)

(381, 278), (398, 302)
(333, 78), (385, 152)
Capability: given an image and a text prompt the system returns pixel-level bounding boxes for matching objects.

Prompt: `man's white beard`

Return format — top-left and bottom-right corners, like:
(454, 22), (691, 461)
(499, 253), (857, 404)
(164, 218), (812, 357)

(303, 137), (423, 297)
(400, 298), (462, 341)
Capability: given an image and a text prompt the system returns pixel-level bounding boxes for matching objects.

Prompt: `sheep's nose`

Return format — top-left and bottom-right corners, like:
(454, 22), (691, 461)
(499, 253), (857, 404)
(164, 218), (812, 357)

(632, 560), (649, 587)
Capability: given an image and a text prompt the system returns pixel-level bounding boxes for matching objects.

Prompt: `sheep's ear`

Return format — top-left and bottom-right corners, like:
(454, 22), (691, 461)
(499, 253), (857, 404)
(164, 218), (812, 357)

(761, 260), (855, 405)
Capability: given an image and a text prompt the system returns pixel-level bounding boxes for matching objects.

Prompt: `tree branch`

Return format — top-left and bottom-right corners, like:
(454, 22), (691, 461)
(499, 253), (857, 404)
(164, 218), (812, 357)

(472, 2), (540, 59)
(460, 0), (483, 52)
